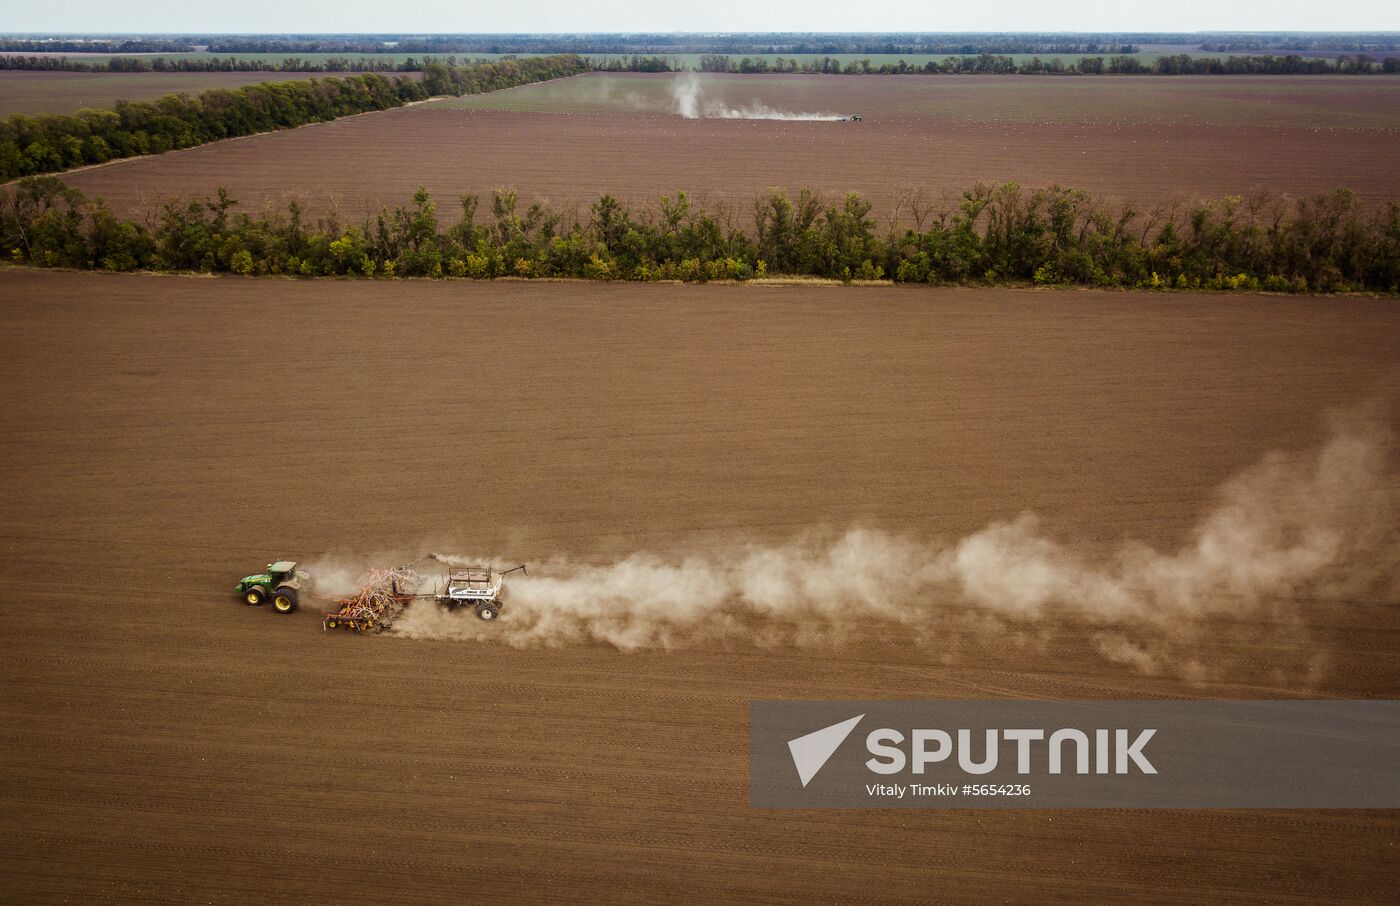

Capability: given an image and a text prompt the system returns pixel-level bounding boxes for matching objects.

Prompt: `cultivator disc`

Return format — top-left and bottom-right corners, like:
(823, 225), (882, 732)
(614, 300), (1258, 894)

(323, 613), (384, 632)
(322, 565), (417, 633)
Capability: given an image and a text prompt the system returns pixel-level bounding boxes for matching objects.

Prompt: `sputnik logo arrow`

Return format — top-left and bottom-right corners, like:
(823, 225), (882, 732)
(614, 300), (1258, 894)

(788, 714), (865, 787)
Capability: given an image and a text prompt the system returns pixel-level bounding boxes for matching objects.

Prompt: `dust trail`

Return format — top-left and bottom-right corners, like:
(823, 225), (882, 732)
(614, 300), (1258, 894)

(670, 74), (845, 121)
(389, 403), (1399, 681)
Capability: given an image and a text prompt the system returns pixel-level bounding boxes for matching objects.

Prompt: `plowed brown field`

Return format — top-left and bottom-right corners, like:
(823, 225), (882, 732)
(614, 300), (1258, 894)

(54, 73), (1400, 223)
(2, 269), (1399, 903)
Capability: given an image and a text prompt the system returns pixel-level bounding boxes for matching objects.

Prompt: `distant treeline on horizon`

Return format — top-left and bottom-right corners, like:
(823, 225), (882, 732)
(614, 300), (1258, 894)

(2, 31), (1399, 57)
(3, 51), (1399, 77)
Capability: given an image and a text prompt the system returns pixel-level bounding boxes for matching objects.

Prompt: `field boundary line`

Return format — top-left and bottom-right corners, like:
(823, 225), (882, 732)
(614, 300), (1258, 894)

(2, 70), (598, 188)
(4, 264), (1397, 297)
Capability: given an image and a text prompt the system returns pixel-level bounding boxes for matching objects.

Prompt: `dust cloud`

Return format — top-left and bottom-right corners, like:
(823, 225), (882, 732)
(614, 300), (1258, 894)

(383, 403), (1398, 680)
(670, 74), (846, 121)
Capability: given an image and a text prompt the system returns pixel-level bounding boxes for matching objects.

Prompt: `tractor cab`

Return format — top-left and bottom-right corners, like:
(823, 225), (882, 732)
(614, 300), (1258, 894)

(267, 561), (298, 582)
(235, 559), (303, 614)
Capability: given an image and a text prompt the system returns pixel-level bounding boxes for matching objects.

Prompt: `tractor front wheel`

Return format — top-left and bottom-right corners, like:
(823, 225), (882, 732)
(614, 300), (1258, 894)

(244, 588), (265, 606)
(271, 587), (299, 614)
(475, 602), (499, 621)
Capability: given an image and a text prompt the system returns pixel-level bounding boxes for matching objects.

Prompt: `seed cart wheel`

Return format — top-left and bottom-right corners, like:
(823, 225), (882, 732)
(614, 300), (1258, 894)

(475, 602), (499, 621)
(244, 588), (265, 606)
(271, 587), (298, 614)
(327, 618), (338, 629)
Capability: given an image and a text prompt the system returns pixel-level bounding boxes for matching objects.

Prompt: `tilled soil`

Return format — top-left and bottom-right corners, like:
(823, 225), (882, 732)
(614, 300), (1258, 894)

(1, 270), (1398, 903)
(53, 77), (1400, 224)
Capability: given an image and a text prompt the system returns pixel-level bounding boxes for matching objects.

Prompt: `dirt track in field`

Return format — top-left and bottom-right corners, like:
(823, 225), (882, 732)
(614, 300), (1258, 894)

(55, 74), (1400, 223)
(2, 269), (1399, 903)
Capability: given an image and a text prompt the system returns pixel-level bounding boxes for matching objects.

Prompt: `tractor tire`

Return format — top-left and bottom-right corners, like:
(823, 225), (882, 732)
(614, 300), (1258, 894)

(271, 586), (299, 614)
(244, 587), (266, 606)
(475, 602), (500, 621)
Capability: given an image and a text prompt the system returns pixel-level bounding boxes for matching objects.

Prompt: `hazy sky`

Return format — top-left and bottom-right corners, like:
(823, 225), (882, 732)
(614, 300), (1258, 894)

(4, 1), (1398, 34)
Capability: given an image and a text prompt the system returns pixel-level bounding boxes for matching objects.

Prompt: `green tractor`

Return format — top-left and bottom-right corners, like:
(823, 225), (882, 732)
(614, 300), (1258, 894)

(235, 560), (305, 615)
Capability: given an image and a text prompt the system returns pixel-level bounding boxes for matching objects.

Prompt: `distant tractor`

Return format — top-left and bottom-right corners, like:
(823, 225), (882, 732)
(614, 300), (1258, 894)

(235, 560), (305, 614)
(841, 114), (863, 122)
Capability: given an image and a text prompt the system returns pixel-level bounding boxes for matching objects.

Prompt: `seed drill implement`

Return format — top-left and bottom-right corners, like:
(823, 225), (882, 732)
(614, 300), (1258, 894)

(322, 559), (526, 633)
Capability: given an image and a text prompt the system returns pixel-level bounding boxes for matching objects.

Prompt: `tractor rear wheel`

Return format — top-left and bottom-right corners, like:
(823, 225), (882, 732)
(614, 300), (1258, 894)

(244, 588), (265, 606)
(475, 602), (499, 621)
(271, 586), (299, 614)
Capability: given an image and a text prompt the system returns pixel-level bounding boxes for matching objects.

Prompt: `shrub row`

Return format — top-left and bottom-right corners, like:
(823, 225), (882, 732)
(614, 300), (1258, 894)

(4, 178), (1397, 293)
(0, 55), (589, 180)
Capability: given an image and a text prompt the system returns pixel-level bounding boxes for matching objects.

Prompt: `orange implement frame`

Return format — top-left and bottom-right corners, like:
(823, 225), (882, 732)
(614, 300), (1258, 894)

(322, 593), (414, 632)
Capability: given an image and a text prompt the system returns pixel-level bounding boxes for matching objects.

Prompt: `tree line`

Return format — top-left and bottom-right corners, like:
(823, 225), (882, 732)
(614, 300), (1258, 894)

(0, 53), (586, 74)
(0, 55), (589, 181)
(0, 39), (194, 53)
(1202, 38), (1400, 53)
(6, 50), (1398, 76)
(699, 53), (1400, 75)
(0, 34), (1142, 56)
(202, 37), (1145, 55)
(4, 178), (1396, 293)
(17, 32), (1389, 55)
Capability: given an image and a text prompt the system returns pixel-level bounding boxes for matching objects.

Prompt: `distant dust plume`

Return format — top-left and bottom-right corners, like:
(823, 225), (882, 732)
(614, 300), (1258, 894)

(670, 74), (845, 121)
